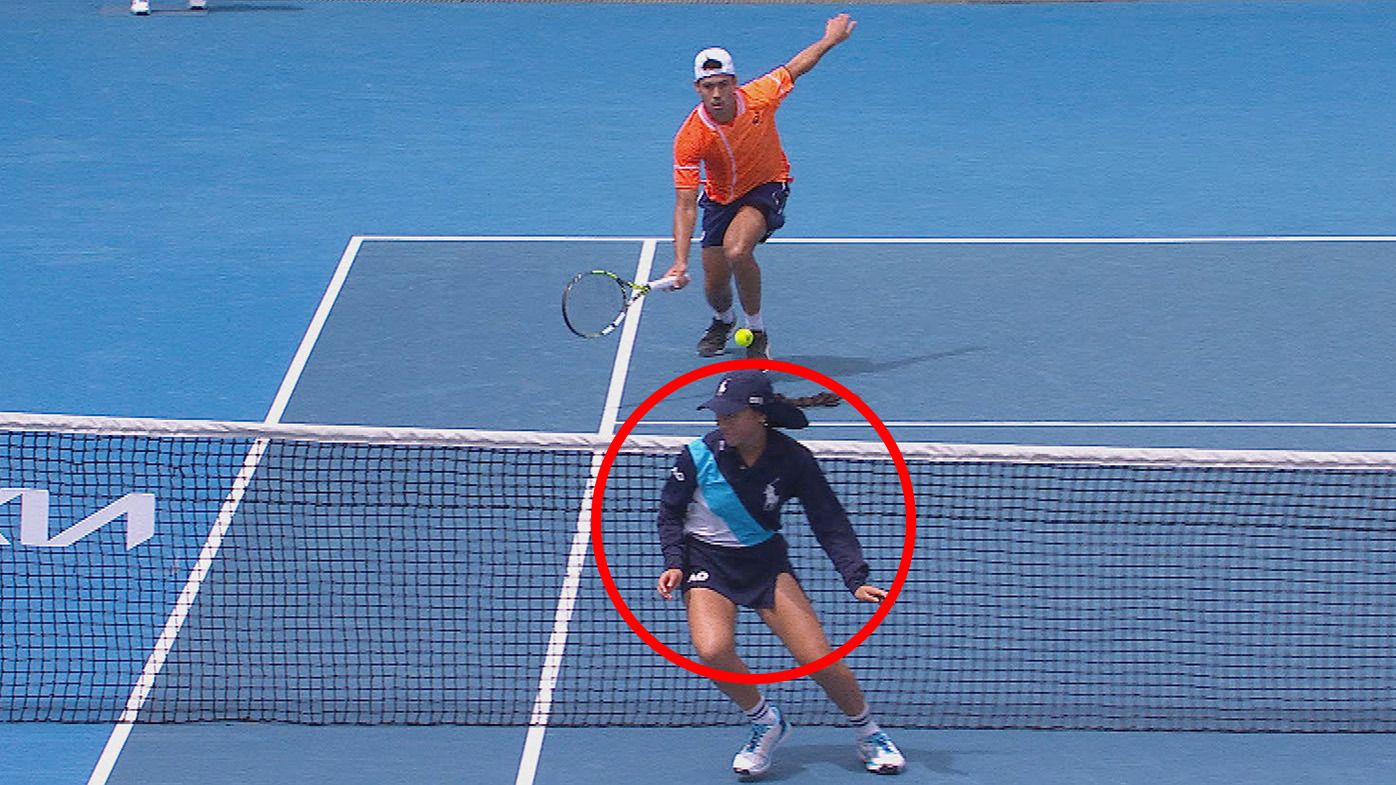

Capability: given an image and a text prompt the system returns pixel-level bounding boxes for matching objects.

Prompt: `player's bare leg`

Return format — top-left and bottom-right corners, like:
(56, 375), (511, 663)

(758, 574), (906, 775)
(686, 587), (793, 778)
(721, 207), (770, 358)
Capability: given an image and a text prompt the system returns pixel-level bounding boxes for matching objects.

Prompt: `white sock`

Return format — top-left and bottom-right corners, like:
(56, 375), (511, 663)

(744, 312), (765, 332)
(714, 307), (736, 324)
(744, 696), (777, 726)
(848, 704), (880, 738)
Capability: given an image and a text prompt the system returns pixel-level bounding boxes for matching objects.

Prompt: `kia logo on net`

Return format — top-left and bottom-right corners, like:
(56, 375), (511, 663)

(0, 488), (154, 548)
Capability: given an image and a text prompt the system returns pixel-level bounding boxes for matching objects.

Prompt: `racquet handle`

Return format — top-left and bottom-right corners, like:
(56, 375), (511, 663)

(646, 276), (680, 291)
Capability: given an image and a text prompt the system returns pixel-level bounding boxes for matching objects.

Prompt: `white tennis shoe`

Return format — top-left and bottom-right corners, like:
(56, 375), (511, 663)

(732, 705), (791, 779)
(130, 0), (150, 14)
(857, 730), (906, 775)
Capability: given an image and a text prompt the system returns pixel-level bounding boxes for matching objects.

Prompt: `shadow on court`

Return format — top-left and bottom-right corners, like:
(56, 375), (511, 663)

(776, 347), (987, 381)
(761, 740), (968, 782)
(635, 347), (988, 414)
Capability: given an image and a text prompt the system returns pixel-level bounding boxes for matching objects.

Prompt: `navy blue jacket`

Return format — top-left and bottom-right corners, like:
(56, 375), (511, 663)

(657, 429), (871, 594)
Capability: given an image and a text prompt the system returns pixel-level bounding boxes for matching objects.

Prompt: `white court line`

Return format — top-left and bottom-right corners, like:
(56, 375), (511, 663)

(86, 236), (366, 785)
(515, 240), (659, 785)
(601, 241), (660, 434)
(357, 234), (1396, 244)
(359, 234), (665, 243)
(264, 236), (364, 424)
(636, 420), (1396, 431)
(766, 235), (1396, 244)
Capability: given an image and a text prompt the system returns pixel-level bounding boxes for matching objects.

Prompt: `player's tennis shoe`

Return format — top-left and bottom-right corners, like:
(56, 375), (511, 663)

(857, 730), (906, 775)
(189, 0), (207, 9)
(130, 0), (150, 13)
(732, 706), (791, 780)
(697, 317), (736, 357)
(748, 326), (770, 357)
(744, 330), (770, 360)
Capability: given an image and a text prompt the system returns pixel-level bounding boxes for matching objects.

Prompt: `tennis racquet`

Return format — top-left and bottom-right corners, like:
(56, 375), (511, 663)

(561, 270), (679, 338)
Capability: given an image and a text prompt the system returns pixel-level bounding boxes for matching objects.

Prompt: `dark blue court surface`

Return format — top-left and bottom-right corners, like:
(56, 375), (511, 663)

(283, 236), (1396, 450)
(622, 238), (1396, 450)
(92, 727), (1396, 785)
(4, 2), (1396, 784)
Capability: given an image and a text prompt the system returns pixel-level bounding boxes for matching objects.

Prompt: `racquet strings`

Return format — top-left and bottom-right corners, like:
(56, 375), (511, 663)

(564, 272), (629, 337)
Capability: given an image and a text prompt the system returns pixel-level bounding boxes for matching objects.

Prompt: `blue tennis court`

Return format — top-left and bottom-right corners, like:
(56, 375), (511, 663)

(5, 2), (1396, 784)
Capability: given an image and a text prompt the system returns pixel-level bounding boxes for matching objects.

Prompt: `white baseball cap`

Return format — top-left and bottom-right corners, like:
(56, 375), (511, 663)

(693, 47), (736, 82)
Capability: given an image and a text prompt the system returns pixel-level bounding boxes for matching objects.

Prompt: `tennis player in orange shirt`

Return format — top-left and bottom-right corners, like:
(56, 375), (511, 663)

(663, 14), (857, 361)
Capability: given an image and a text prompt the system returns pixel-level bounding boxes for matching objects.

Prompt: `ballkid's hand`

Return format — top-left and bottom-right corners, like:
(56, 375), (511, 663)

(854, 584), (887, 604)
(657, 568), (685, 600)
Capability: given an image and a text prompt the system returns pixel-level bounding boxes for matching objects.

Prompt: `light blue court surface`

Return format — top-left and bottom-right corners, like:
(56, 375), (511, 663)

(4, 2), (1396, 784)
(6, 0), (1396, 421)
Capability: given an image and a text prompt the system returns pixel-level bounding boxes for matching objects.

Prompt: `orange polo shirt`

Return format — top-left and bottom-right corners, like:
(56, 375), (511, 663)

(673, 67), (795, 204)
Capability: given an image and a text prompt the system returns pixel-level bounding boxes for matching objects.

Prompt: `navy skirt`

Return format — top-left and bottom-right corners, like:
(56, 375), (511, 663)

(681, 534), (796, 609)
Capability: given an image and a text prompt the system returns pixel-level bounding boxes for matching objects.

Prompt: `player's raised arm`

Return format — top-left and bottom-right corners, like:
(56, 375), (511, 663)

(785, 13), (857, 82)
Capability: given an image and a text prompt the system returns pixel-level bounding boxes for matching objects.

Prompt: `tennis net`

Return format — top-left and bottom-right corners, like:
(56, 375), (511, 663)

(2, 412), (1395, 730)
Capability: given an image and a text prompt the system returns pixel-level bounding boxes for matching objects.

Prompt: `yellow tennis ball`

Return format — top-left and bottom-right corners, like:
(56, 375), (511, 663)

(734, 328), (754, 347)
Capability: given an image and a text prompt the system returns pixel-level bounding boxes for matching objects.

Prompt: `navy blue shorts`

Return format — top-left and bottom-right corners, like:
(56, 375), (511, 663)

(699, 182), (791, 249)
(681, 535), (796, 609)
